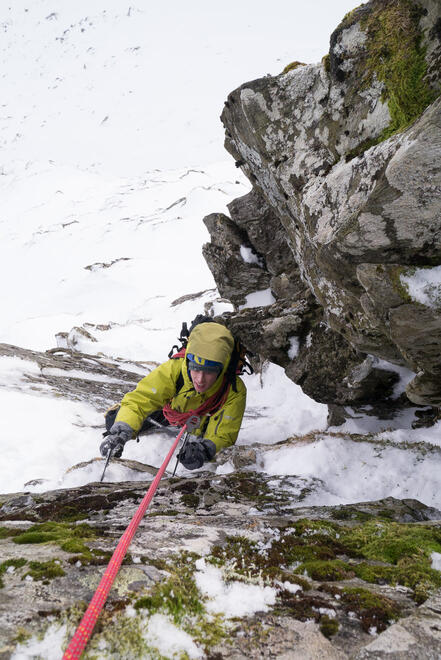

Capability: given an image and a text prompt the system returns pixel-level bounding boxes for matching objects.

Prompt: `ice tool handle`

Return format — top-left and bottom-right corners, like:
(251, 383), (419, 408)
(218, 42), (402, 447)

(172, 414), (200, 476)
(185, 414), (201, 432)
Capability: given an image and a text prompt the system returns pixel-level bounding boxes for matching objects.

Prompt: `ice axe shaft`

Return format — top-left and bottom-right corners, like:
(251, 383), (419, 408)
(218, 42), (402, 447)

(146, 415), (179, 437)
(99, 448), (112, 483)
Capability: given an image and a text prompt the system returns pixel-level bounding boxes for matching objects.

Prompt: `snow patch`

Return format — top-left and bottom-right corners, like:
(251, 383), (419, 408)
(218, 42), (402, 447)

(239, 288), (275, 310)
(288, 336), (300, 359)
(431, 552), (441, 572)
(240, 245), (263, 267)
(145, 613), (203, 659)
(11, 623), (67, 660)
(260, 432), (441, 509)
(400, 266), (441, 309)
(195, 558), (277, 618)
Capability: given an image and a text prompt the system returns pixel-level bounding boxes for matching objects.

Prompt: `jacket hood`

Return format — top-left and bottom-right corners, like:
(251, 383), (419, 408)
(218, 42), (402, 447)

(185, 322), (234, 366)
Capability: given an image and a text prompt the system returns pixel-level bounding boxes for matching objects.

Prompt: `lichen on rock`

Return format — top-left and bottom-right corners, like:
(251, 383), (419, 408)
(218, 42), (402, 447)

(203, 0), (441, 409)
(2, 477), (441, 658)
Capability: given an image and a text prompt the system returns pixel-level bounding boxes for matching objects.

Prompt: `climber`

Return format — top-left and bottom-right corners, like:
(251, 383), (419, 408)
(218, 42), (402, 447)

(99, 322), (247, 470)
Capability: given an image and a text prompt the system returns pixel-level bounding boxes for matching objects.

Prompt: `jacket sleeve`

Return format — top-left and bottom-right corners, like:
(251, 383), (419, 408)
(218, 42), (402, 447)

(203, 377), (247, 452)
(115, 359), (182, 433)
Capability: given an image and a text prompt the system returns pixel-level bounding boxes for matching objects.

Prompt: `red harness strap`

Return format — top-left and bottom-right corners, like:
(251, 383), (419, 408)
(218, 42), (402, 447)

(162, 377), (230, 427)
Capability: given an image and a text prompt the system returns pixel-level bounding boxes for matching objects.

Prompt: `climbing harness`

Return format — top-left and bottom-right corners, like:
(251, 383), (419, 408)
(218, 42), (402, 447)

(63, 415), (200, 659)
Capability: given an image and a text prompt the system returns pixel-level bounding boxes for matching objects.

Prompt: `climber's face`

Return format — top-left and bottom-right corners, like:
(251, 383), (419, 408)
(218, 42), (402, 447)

(190, 369), (218, 393)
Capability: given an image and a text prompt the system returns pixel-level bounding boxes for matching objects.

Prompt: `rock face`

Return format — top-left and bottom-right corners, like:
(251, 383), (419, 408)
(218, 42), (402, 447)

(0, 342), (147, 410)
(203, 0), (441, 407)
(2, 474), (441, 658)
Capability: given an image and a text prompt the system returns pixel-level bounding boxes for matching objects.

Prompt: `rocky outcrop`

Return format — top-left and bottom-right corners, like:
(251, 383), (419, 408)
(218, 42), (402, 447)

(0, 342), (151, 411)
(203, 0), (441, 407)
(2, 473), (441, 658)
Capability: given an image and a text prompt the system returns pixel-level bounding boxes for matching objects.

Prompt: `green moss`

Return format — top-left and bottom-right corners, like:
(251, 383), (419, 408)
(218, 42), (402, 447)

(341, 520), (441, 563)
(13, 521), (96, 545)
(320, 614), (339, 638)
(341, 520), (441, 602)
(364, 1), (438, 138)
(377, 508), (396, 520)
(295, 559), (355, 582)
(12, 520), (102, 566)
(13, 627), (32, 645)
(351, 561), (395, 584)
(60, 538), (90, 554)
(281, 61), (306, 75)
(275, 589), (326, 620)
(67, 548), (112, 567)
(181, 493), (200, 509)
(342, 587), (400, 632)
(331, 507), (374, 522)
(389, 266), (413, 302)
(290, 518), (340, 536)
(134, 564), (204, 624)
(0, 558), (28, 588)
(132, 551), (228, 654)
(322, 54), (331, 73)
(345, 136), (379, 162)
(211, 527), (346, 585)
(337, 0), (439, 159)
(23, 559), (65, 583)
(0, 557), (27, 572)
(222, 473), (275, 507)
(210, 516), (441, 605)
(52, 505), (88, 522)
(0, 526), (20, 539)
(144, 557), (169, 571)
(82, 611), (169, 660)
(149, 509), (180, 517)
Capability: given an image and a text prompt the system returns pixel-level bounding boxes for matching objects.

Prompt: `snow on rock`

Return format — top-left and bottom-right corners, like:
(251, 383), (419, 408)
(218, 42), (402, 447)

(239, 245), (263, 266)
(145, 614), (203, 659)
(401, 266), (441, 309)
(260, 430), (441, 509)
(288, 336), (300, 359)
(11, 623), (68, 660)
(432, 552), (441, 572)
(195, 558), (277, 618)
(238, 288), (276, 310)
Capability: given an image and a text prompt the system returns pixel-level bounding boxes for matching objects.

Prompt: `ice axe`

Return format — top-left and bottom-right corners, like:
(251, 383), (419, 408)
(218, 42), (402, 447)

(99, 415), (199, 482)
(99, 447), (113, 483)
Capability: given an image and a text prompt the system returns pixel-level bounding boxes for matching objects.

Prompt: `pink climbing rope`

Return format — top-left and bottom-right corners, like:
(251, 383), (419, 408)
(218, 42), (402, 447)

(63, 423), (189, 659)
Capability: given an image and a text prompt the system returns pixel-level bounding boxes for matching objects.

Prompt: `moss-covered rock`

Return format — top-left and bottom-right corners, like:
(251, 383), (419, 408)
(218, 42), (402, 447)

(2, 476), (441, 656)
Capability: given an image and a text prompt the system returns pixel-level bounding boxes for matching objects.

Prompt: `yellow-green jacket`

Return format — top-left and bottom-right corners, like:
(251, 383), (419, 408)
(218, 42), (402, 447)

(115, 323), (247, 452)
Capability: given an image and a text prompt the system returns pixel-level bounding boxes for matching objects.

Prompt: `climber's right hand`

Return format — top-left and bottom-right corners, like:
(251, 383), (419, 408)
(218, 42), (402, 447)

(99, 421), (133, 459)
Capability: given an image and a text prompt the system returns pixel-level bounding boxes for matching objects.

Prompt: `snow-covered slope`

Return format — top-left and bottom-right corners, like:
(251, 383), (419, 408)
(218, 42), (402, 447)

(0, 0), (356, 175)
(2, 0), (439, 512)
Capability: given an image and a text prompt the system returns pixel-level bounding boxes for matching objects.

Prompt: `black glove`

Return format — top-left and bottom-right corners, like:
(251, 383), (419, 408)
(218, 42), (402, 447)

(178, 438), (216, 470)
(100, 422), (133, 459)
